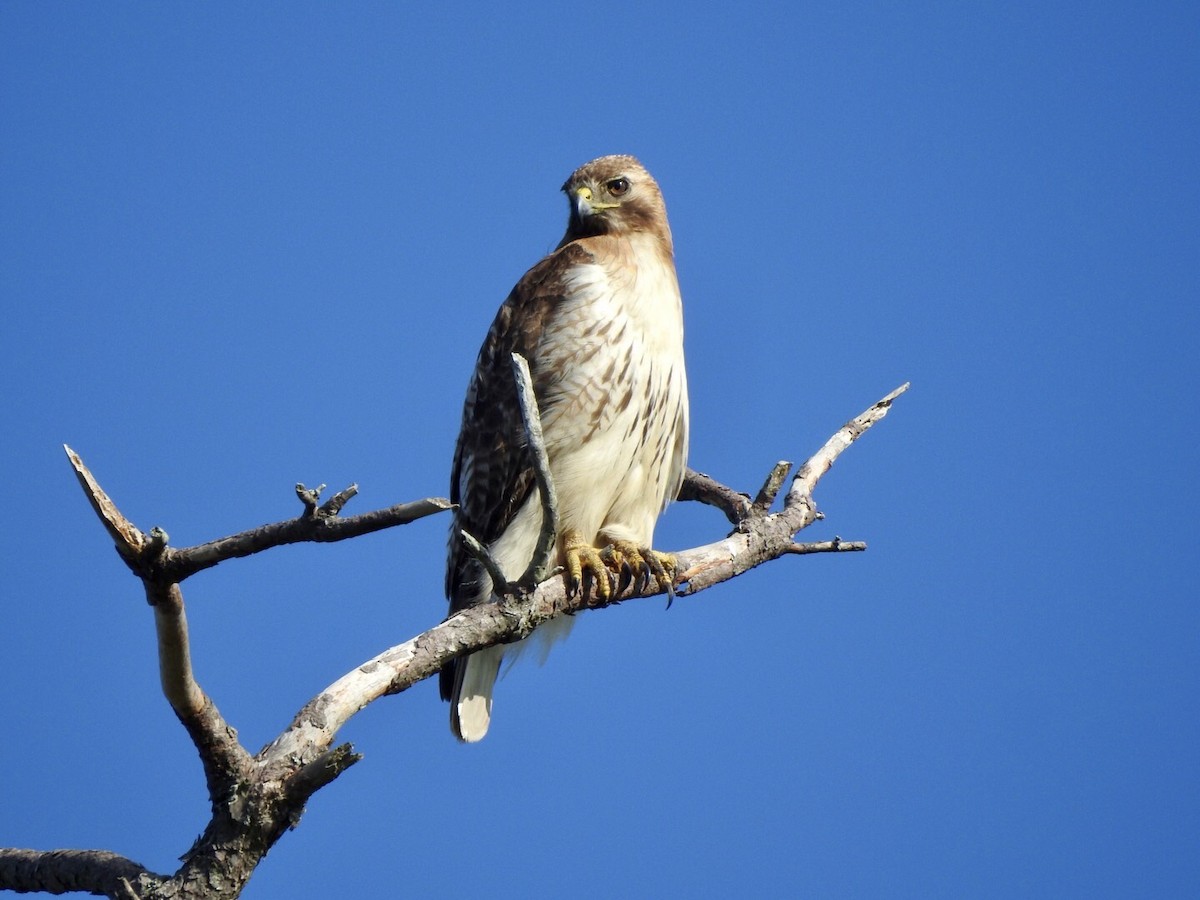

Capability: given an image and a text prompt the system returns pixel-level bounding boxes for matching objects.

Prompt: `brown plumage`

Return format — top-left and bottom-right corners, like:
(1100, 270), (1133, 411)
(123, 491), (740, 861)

(443, 155), (689, 741)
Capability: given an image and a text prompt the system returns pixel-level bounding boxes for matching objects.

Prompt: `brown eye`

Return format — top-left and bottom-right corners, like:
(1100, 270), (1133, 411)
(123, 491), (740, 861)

(606, 177), (630, 197)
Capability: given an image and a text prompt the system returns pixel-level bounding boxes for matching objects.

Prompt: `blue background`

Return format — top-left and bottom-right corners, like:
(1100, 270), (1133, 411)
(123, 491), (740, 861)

(2, 3), (1197, 897)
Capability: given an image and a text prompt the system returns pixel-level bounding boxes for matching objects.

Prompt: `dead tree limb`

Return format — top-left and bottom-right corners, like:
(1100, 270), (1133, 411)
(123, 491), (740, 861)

(1, 382), (908, 899)
(0, 849), (151, 898)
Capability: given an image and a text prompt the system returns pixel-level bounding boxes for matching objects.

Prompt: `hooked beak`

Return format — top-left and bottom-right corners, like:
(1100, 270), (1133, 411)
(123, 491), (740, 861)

(572, 184), (618, 218)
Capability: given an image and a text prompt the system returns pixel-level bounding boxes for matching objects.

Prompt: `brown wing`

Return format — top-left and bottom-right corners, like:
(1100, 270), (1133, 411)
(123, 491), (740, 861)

(443, 241), (596, 633)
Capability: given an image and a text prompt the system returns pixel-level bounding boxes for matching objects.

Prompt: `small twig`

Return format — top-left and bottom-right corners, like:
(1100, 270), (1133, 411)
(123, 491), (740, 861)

(512, 352), (560, 586)
(319, 484), (359, 517)
(145, 526), (169, 555)
(296, 483), (327, 516)
(459, 529), (510, 597)
(284, 743), (363, 815)
(297, 482), (360, 518)
(785, 538), (866, 554)
(63, 445), (147, 558)
(752, 461), (792, 514)
(785, 382), (910, 518)
(678, 467), (752, 524)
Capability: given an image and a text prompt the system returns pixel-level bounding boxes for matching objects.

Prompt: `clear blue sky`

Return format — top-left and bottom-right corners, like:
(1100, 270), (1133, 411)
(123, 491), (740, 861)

(2, 3), (1197, 897)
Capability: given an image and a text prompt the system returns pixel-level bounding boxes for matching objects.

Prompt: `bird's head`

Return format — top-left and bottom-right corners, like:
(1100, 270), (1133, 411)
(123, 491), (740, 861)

(558, 155), (672, 252)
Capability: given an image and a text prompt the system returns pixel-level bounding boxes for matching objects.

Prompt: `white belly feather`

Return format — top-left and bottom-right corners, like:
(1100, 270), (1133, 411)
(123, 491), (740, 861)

(490, 233), (688, 661)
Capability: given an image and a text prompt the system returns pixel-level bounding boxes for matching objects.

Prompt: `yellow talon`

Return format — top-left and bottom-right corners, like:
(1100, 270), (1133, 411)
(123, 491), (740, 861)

(601, 540), (678, 595)
(563, 531), (678, 603)
(563, 528), (615, 602)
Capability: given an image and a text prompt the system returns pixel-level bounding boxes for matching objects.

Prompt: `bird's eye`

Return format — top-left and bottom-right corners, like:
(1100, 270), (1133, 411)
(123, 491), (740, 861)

(606, 177), (630, 197)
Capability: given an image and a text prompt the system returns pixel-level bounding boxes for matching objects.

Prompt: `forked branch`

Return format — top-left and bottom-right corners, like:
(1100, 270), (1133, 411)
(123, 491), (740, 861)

(4, 382), (909, 899)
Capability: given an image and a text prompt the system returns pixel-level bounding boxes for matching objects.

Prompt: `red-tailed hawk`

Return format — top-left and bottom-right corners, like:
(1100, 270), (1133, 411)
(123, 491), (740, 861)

(442, 155), (689, 741)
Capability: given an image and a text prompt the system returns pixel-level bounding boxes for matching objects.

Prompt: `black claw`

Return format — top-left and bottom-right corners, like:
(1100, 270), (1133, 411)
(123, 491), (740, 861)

(617, 561), (634, 593)
(643, 554), (664, 587)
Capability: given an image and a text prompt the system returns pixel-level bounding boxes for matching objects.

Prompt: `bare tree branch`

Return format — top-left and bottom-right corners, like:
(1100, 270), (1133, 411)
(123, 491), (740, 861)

(284, 743), (363, 812)
(680, 382), (908, 593)
(676, 467), (752, 524)
(37, 452), (461, 898)
(155, 497), (452, 583)
(5, 384), (908, 899)
(295, 482), (329, 514)
(752, 460), (793, 514)
(458, 527), (509, 593)
(786, 538), (867, 554)
(316, 483), (359, 518)
(149, 577), (259, 834)
(64, 445), (451, 585)
(64, 445), (148, 561)
(0, 848), (156, 898)
(783, 381), (911, 519)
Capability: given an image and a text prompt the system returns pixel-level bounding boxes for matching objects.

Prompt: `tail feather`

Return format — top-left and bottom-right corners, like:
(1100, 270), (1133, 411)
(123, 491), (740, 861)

(449, 645), (504, 742)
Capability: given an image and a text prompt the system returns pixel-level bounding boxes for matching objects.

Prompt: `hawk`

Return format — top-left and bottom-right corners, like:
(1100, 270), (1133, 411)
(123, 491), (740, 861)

(442, 155), (689, 742)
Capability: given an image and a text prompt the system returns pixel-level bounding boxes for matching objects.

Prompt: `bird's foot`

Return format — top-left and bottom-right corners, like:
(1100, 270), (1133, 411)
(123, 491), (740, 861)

(563, 528), (617, 603)
(601, 540), (678, 598)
